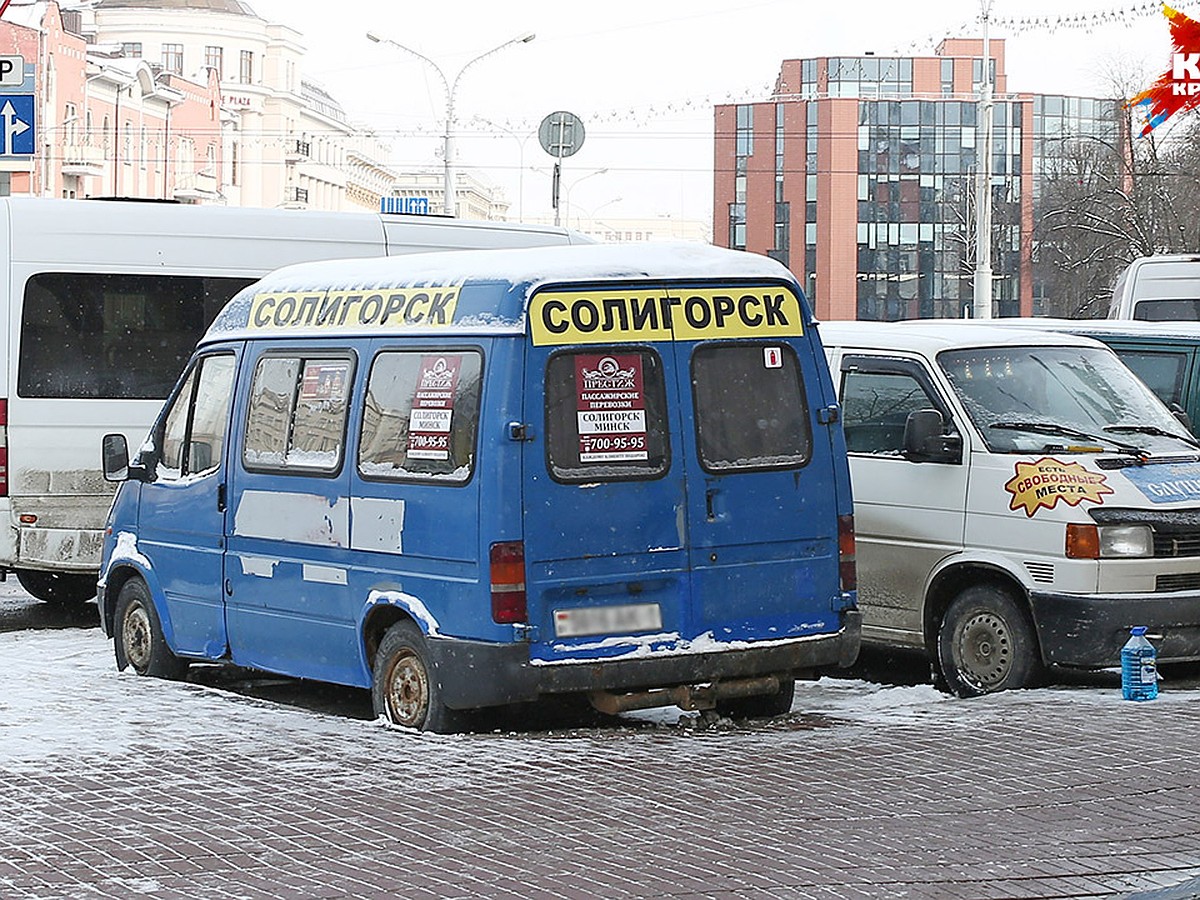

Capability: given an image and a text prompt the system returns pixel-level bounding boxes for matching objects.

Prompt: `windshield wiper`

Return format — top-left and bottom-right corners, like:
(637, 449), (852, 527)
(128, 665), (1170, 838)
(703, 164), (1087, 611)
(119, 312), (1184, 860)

(988, 420), (1147, 455)
(1105, 423), (1200, 449)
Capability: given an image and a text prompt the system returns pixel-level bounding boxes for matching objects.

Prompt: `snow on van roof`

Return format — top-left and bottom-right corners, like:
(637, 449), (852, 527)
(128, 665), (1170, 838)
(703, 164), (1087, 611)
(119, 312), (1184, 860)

(203, 242), (797, 342)
(982, 317), (1200, 339)
(816, 319), (1109, 354)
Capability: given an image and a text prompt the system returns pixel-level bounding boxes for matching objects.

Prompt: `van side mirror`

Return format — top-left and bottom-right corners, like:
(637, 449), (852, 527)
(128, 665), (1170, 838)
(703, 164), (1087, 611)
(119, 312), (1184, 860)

(903, 409), (962, 464)
(102, 433), (150, 483)
(189, 441), (212, 472)
(1170, 402), (1194, 435)
(101, 434), (129, 482)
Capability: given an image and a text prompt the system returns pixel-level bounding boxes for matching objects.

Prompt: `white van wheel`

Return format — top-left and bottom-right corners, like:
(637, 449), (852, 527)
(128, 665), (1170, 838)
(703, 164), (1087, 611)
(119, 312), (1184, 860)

(113, 579), (188, 680)
(936, 586), (1041, 697)
(15, 569), (96, 606)
(372, 622), (463, 733)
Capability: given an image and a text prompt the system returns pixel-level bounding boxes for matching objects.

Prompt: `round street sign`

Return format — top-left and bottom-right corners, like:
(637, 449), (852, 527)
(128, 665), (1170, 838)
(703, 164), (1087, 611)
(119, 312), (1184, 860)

(538, 110), (585, 159)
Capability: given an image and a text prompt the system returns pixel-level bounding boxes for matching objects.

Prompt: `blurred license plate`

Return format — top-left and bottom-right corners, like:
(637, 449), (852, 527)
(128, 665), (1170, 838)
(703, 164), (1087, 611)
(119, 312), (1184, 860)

(553, 603), (662, 638)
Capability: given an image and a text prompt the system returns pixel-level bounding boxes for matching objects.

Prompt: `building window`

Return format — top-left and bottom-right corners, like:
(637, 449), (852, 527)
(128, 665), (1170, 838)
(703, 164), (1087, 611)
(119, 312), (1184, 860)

(736, 104), (753, 157)
(140, 126), (147, 170)
(729, 202), (746, 250)
(231, 141), (239, 186)
(122, 120), (132, 166)
(205, 46), (223, 80)
(120, 42), (141, 58)
(162, 43), (183, 75)
(972, 58), (997, 88)
(239, 50), (254, 84)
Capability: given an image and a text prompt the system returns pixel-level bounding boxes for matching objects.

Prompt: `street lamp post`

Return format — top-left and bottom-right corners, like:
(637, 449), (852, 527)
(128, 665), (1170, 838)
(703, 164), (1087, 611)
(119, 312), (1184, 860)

(572, 196), (622, 232)
(473, 115), (534, 222)
(562, 167), (609, 229)
(972, 0), (994, 319)
(366, 29), (535, 217)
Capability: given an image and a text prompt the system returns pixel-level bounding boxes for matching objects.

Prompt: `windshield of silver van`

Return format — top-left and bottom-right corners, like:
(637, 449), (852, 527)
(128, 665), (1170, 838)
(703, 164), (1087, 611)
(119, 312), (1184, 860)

(939, 345), (1199, 455)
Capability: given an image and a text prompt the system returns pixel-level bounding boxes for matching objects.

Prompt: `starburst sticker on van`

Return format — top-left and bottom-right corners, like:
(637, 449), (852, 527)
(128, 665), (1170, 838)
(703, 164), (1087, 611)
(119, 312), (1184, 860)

(1004, 457), (1113, 518)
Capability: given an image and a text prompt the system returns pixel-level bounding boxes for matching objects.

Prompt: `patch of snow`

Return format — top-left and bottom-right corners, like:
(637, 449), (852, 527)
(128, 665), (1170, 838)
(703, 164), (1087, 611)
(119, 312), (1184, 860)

(536, 627), (834, 663)
(366, 590), (441, 636)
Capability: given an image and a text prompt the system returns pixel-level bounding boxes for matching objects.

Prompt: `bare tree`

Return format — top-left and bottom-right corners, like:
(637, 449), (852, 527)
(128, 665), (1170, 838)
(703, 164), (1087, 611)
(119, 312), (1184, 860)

(1033, 57), (1200, 317)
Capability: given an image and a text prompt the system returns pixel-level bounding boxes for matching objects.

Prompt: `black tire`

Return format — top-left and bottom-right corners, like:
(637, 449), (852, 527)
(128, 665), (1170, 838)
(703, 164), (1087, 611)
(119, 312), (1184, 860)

(371, 621), (464, 733)
(15, 569), (97, 605)
(113, 578), (188, 680)
(936, 585), (1042, 697)
(715, 676), (796, 719)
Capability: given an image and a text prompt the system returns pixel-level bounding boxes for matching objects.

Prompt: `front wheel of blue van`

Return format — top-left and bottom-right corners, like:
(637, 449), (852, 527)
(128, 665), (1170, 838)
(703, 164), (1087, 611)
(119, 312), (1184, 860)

(372, 622), (463, 734)
(936, 586), (1042, 698)
(113, 579), (188, 680)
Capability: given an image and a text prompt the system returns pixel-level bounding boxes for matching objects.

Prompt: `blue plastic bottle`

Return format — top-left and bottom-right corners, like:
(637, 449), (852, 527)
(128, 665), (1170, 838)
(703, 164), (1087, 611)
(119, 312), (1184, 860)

(1121, 626), (1158, 701)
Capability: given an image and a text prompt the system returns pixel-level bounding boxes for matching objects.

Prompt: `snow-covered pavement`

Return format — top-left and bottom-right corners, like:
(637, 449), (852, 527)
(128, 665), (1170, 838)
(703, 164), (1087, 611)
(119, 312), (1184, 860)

(1, 588), (1199, 899)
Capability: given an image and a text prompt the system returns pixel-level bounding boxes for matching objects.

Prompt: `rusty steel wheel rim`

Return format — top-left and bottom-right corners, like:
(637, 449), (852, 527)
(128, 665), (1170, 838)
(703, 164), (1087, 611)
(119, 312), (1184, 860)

(385, 649), (429, 728)
(955, 610), (1012, 692)
(122, 602), (153, 673)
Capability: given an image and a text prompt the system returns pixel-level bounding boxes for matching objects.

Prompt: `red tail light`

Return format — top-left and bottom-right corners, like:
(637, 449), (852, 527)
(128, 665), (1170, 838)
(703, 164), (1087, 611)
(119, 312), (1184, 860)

(490, 541), (526, 624)
(838, 514), (856, 592)
(0, 399), (8, 497)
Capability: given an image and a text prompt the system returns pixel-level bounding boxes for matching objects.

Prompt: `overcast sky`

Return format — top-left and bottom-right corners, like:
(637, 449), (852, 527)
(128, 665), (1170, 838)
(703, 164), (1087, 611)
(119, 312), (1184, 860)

(245, 0), (1188, 226)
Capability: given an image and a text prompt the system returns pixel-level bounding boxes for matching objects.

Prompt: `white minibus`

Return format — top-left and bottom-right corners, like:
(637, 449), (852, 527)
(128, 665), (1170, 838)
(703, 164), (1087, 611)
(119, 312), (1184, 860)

(0, 197), (586, 604)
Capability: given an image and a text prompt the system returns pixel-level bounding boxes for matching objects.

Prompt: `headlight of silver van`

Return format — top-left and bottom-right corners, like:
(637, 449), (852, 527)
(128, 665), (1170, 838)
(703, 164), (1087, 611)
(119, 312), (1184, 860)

(1066, 523), (1153, 559)
(1100, 524), (1154, 558)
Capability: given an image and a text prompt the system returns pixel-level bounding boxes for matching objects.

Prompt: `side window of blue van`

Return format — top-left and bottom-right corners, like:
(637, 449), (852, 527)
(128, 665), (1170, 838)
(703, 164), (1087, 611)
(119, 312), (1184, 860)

(691, 344), (811, 472)
(243, 354), (353, 474)
(545, 347), (670, 483)
(358, 349), (483, 484)
(158, 353), (236, 479)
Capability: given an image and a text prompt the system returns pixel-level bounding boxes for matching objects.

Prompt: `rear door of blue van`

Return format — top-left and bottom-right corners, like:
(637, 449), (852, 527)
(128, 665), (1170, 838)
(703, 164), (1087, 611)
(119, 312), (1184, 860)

(523, 321), (688, 659)
(671, 330), (842, 642)
(521, 280), (843, 661)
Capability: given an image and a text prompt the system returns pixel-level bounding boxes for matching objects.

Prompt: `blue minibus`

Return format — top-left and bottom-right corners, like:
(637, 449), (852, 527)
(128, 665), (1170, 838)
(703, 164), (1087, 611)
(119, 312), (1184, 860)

(98, 243), (860, 731)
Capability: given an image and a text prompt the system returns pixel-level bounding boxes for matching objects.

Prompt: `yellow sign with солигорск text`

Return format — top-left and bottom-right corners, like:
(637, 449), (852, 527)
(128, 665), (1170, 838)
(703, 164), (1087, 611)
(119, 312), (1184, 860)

(529, 286), (804, 346)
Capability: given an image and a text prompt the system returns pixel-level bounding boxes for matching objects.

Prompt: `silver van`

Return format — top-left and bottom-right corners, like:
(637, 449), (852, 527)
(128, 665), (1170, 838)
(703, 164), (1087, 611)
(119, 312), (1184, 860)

(1108, 255), (1200, 320)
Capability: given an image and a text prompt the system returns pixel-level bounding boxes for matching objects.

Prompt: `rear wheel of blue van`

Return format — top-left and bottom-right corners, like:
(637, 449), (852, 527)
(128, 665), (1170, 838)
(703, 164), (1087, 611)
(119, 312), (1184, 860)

(372, 621), (465, 733)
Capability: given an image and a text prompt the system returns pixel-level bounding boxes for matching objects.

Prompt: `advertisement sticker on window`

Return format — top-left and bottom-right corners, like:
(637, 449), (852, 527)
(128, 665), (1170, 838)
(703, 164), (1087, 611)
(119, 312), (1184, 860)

(407, 355), (461, 460)
(299, 361), (349, 400)
(575, 354), (648, 463)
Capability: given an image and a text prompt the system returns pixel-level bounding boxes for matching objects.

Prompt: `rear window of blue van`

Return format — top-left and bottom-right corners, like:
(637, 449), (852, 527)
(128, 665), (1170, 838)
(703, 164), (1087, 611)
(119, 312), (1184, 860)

(545, 347), (670, 483)
(691, 343), (812, 472)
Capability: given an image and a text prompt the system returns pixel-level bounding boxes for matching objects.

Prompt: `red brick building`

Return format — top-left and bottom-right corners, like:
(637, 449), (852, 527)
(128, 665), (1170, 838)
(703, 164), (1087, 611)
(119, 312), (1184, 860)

(0, 0), (221, 200)
(713, 39), (1123, 321)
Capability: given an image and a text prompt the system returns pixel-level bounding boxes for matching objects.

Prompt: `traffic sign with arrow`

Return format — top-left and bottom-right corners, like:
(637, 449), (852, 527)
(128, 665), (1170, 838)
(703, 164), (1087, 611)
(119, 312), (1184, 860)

(1, 94), (34, 156)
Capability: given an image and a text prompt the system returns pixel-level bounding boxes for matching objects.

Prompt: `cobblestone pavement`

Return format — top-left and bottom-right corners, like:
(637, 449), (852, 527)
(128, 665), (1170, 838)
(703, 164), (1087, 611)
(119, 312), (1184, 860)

(1, 585), (1198, 900)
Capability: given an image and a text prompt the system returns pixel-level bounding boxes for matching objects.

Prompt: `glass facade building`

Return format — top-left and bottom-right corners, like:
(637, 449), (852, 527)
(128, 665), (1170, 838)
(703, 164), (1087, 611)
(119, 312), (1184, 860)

(713, 39), (1125, 321)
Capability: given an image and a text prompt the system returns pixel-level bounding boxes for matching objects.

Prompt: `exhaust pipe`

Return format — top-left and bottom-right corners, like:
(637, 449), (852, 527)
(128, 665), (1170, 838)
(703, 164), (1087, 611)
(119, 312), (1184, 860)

(587, 675), (783, 715)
